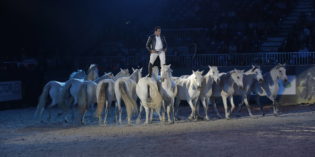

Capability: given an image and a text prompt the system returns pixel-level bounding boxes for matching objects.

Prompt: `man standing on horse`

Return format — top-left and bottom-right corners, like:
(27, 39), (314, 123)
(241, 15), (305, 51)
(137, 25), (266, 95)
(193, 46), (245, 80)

(146, 26), (167, 77)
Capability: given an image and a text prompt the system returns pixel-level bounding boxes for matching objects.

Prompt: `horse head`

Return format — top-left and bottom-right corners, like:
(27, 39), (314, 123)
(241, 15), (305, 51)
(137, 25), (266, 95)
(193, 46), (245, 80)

(274, 63), (288, 83)
(192, 70), (204, 89)
(230, 69), (244, 89)
(161, 64), (172, 82)
(208, 66), (220, 83)
(251, 65), (264, 84)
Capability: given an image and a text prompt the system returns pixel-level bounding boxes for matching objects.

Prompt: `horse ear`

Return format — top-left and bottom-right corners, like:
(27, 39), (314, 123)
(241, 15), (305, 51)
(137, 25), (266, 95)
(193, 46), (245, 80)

(283, 63), (286, 67)
(132, 67), (135, 71)
(208, 65), (212, 69)
(192, 70), (195, 74)
(168, 64), (171, 68)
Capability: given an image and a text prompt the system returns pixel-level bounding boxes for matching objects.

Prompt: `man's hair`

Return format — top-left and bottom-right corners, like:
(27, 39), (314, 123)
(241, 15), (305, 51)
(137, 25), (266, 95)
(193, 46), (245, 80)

(154, 26), (161, 31)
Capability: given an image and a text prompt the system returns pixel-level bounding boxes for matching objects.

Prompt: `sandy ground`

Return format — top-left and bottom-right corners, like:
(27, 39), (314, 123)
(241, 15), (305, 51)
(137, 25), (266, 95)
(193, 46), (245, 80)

(0, 104), (315, 157)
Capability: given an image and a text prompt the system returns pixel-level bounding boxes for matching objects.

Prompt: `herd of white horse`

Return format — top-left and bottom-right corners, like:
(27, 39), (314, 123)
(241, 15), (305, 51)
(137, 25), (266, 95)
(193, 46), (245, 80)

(34, 63), (288, 125)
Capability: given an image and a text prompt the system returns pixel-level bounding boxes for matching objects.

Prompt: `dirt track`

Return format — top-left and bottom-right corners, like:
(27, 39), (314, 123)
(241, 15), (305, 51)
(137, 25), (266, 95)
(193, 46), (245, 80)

(1, 105), (315, 157)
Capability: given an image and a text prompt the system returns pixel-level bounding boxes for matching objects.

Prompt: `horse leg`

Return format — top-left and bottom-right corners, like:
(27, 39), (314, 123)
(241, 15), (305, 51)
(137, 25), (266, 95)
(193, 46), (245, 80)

(211, 97), (222, 118)
(188, 100), (196, 120)
(243, 96), (253, 117)
(196, 100), (200, 117)
(237, 96), (245, 113)
(148, 108), (152, 122)
(161, 101), (166, 122)
(115, 99), (122, 124)
(201, 97), (209, 120)
(230, 96), (236, 114)
(171, 98), (176, 123)
(175, 98), (181, 120)
(136, 102), (144, 124)
(167, 105), (172, 123)
(81, 109), (87, 125)
(272, 99), (278, 116)
(156, 107), (164, 124)
(221, 95), (230, 119)
(256, 95), (265, 116)
(144, 105), (150, 124)
(103, 101), (110, 125)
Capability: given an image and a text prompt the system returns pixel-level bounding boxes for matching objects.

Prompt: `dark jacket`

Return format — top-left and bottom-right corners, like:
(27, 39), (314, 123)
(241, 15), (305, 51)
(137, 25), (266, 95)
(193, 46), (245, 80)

(146, 34), (167, 52)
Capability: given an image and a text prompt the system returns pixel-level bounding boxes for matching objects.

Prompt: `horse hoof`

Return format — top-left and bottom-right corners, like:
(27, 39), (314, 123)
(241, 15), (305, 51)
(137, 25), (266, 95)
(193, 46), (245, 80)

(188, 116), (194, 121)
(204, 117), (210, 121)
(273, 113), (279, 117)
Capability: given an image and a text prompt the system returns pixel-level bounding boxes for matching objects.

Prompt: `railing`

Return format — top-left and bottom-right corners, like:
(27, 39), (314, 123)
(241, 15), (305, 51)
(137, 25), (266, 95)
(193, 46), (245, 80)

(74, 52), (315, 69)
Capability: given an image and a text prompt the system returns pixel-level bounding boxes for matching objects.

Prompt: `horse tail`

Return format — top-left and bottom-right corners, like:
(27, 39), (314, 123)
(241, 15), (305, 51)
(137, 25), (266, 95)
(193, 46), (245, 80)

(78, 83), (88, 114)
(96, 81), (108, 118)
(118, 81), (138, 116)
(147, 82), (163, 109)
(59, 79), (73, 109)
(34, 81), (52, 118)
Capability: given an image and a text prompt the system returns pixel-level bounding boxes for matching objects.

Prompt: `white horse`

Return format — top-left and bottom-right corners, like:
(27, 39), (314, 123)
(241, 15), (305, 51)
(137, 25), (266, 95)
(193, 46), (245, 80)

(59, 64), (99, 124)
(136, 75), (163, 124)
(213, 69), (244, 119)
(197, 66), (221, 120)
(136, 66), (161, 124)
(95, 69), (131, 125)
(253, 64), (288, 116)
(159, 64), (178, 123)
(236, 65), (264, 117)
(114, 68), (142, 125)
(174, 70), (204, 120)
(34, 69), (86, 121)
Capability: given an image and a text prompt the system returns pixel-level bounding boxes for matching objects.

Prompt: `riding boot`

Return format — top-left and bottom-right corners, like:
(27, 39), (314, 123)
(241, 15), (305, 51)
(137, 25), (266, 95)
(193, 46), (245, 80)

(148, 63), (153, 77)
(147, 63), (153, 102)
